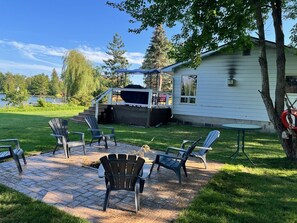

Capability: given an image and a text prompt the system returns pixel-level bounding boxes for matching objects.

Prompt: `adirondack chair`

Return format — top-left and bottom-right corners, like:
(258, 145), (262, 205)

(0, 138), (27, 173)
(180, 130), (220, 169)
(84, 115), (116, 149)
(149, 137), (202, 184)
(99, 154), (145, 212)
(48, 118), (86, 159)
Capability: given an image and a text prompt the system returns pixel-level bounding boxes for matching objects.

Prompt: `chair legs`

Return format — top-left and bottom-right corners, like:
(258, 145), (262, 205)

(103, 186), (111, 211)
(12, 148), (26, 174)
(83, 145), (86, 155)
(148, 162), (155, 178)
(135, 182), (140, 212)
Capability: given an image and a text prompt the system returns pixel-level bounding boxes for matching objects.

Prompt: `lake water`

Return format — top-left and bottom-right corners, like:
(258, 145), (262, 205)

(0, 93), (64, 107)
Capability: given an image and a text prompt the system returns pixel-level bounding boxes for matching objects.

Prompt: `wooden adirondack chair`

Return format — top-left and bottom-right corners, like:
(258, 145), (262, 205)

(84, 115), (116, 149)
(48, 118), (86, 158)
(99, 154), (145, 212)
(149, 137), (202, 184)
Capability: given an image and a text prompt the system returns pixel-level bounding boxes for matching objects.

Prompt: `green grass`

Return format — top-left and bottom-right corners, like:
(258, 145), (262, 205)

(1, 107), (297, 223)
(0, 184), (88, 223)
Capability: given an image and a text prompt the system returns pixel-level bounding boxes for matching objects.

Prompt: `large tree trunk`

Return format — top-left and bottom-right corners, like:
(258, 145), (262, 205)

(255, 1), (297, 160)
(255, 0), (297, 160)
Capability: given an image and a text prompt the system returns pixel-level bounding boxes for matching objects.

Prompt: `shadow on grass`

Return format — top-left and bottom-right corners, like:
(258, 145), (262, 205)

(178, 166), (297, 223)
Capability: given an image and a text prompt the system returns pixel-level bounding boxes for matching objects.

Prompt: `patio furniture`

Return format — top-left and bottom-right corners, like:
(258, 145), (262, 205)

(99, 154), (145, 212)
(48, 118), (86, 159)
(180, 130), (220, 169)
(84, 115), (117, 149)
(222, 124), (261, 164)
(0, 139), (27, 173)
(149, 137), (202, 184)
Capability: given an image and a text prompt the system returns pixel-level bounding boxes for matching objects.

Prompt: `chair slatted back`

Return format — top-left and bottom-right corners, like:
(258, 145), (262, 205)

(198, 130), (220, 156)
(48, 118), (69, 143)
(100, 154), (145, 191)
(85, 116), (100, 137)
(181, 137), (202, 160)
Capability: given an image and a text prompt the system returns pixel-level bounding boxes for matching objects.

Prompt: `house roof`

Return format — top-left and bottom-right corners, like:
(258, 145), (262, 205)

(115, 68), (161, 74)
(161, 37), (295, 73)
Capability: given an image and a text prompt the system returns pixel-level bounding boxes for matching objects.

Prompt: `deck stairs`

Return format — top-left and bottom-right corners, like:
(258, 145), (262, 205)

(69, 104), (108, 123)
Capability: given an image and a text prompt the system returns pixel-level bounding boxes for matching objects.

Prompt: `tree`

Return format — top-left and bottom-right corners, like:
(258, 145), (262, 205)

(49, 68), (62, 97)
(62, 50), (97, 106)
(92, 66), (109, 97)
(142, 25), (174, 91)
(27, 73), (50, 96)
(2, 73), (29, 106)
(0, 72), (5, 92)
(102, 33), (130, 88)
(108, 0), (297, 160)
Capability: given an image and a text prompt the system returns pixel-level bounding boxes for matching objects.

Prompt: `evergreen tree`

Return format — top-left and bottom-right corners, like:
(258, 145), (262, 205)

(62, 50), (97, 106)
(49, 68), (62, 97)
(102, 33), (129, 88)
(141, 25), (174, 91)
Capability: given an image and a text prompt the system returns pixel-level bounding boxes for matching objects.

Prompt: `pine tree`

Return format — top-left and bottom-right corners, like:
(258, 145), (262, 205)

(102, 33), (130, 88)
(141, 25), (174, 91)
(49, 68), (62, 97)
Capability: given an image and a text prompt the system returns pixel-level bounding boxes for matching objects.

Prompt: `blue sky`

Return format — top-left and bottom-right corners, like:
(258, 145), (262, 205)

(0, 0), (295, 84)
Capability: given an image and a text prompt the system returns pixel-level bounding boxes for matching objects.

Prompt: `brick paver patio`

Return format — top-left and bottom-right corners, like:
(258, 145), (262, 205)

(0, 142), (223, 222)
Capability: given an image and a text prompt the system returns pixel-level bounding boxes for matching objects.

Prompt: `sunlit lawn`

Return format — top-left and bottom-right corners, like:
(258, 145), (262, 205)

(0, 108), (297, 223)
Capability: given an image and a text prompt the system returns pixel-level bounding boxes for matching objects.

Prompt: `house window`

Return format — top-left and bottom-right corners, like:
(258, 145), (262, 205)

(286, 76), (297, 93)
(180, 75), (197, 103)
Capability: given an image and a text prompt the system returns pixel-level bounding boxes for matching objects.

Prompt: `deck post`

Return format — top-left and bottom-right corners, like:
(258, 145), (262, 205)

(148, 89), (153, 109)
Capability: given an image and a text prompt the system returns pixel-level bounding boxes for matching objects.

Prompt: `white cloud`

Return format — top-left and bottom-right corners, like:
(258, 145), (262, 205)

(0, 60), (61, 75)
(2, 40), (66, 64)
(125, 52), (144, 65)
(0, 40), (144, 75)
(77, 45), (144, 65)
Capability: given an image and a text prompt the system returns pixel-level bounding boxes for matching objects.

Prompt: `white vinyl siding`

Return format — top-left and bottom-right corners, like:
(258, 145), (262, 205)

(172, 46), (297, 122)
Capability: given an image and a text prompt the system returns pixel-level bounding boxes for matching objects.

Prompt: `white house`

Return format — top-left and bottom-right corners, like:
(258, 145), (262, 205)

(162, 38), (297, 132)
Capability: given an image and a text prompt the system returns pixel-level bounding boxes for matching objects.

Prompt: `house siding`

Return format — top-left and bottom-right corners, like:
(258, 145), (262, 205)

(171, 46), (297, 131)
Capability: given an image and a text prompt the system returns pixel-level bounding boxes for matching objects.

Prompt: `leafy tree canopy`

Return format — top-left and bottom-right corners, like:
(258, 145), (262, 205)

(107, 0), (297, 160)
(62, 50), (97, 106)
(107, 0), (263, 66)
(2, 73), (29, 106)
(27, 73), (50, 96)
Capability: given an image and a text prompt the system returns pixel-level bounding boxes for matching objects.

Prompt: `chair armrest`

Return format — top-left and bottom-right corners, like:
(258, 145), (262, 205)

(158, 153), (184, 161)
(181, 139), (202, 149)
(87, 128), (103, 133)
(140, 163), (151, 179)
(50, 133), (64, 138)
(101, 126), (115, 134)
(70, 131), (85, 141)
(194, 146), (212, 150)
(0, 139), (21, 149)
(70, 131), (84, 136)
(166, 147), (184, 154)
(0, 139), (18, 143)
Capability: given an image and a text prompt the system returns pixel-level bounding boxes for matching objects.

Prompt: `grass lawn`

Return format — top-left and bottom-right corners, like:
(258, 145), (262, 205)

(1, 107), (297, 223)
